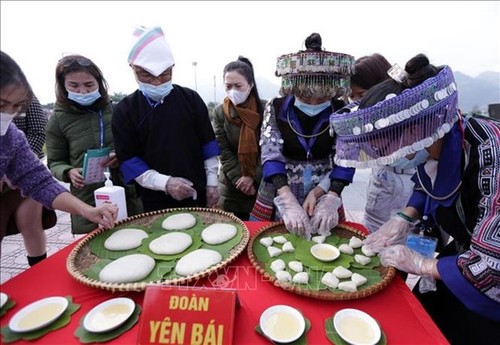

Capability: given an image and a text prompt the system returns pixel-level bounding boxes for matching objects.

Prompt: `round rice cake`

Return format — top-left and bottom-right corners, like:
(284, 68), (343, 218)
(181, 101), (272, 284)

(99, 254), (155, 283)
(104, 228), (149, 251)
(162, 213), (197, 230)
(201, 223), (237, 245)
(175, 249), (222, 276)
(149, 232), (193, 255)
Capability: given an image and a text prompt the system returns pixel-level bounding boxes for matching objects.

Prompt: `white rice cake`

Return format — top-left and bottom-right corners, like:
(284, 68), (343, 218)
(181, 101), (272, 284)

(162, 213), (196, 230)
(149, 232), (192, 255)
(99, 254), (155, 283)
(312, 235), (326, 244)
(282, 241), (295, 252)
(288, 261), (303, 273)
(354, 254), (372, 266)
(321, 272), (339, 289)
(272, 235), (287, 244)
(175, 249), (222, 276)
(338, 281), (358, 292)
(333, 266), (353, 279)
(348, 236), (363, 248)
(275, 270), (292, 282)
(338, 243), (354, 255)
(351, 273), (368, 287)
(267, 246), (282, 258)
(259, 237), (273, 247)
(201, 223), (237, 245)
(292, 272), (309, 284)
(270, 259), (286, 273)
(361, 245), (376, 257)
(104, 228), (149, 251)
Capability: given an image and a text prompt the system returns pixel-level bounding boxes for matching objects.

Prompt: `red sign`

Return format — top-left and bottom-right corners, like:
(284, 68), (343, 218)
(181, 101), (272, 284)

(137, 285), (239, 345)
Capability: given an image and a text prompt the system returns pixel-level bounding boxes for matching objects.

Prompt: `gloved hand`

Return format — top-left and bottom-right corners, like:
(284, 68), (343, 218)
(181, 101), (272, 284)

(310, 193), (342, 236)
(363, 214), (413, 252)
(206, 186), (219, 208)
(165, 177), (197, 201)
(379, 244), (437, 277)
(274, 191), (312, 240)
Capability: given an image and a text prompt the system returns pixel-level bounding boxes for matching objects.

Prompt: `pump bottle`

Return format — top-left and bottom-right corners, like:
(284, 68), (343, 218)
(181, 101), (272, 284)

(94, 171), (128, 221)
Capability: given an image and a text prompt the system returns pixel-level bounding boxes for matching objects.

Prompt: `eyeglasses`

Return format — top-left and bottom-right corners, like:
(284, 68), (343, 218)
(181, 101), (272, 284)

(58, 56), (92, 68)
(133, 67), (173, 84)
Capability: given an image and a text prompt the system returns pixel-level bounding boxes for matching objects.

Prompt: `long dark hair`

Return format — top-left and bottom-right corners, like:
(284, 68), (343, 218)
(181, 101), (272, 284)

(0, 50), (33, 110)
(359, 54), (439, 109)
(55, 54), (110, 109)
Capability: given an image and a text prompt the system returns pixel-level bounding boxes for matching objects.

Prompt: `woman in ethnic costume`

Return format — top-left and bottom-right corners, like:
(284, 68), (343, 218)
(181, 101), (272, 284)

(250, 33), (355, 239)
(330, 53), (500, 344)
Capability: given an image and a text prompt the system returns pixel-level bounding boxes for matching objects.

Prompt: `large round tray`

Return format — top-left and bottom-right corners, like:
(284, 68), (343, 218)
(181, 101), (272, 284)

(247, 222), (395, 300)
(67, 208), (249, 292)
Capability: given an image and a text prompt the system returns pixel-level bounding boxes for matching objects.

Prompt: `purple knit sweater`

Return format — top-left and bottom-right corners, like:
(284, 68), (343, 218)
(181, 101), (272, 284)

(0, 124), (66, 207)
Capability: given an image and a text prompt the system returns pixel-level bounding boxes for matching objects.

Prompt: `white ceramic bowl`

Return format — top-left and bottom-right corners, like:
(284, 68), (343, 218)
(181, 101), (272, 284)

(83, 297), (135, 333)
(259, 305), (305, 343)
(333, 308), (381, 345)
(9, 296), (69, 333)
(0, 292), (8, 309)
(310, 243), (340, 262)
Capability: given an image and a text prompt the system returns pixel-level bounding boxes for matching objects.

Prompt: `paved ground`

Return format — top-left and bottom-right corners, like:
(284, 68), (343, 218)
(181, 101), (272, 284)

(0, 169), (373, 284)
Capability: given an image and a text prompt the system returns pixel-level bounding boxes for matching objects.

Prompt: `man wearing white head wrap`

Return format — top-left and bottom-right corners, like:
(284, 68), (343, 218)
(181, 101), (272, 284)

(112, 26), (221, 211)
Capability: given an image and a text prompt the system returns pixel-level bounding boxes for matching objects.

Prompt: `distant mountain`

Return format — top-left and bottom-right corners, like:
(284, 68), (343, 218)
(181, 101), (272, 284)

(454, 71), (500, 113)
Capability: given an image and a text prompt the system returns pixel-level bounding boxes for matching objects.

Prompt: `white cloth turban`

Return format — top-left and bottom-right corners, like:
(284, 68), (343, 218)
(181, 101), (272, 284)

(128, 26), (175, 77)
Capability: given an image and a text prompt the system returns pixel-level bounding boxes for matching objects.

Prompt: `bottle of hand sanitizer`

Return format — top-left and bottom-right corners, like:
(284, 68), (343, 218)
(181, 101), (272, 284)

(94, 171), (128, 221)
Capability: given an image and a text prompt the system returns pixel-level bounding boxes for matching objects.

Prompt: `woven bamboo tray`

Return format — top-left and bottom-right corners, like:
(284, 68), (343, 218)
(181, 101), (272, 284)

(67, 208), (249, 292)
(247, 222), (395, 300)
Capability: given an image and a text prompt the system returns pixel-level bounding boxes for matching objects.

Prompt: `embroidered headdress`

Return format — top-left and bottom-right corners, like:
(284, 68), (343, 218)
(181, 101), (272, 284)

(128, 26), (175, 77)
(275, 33), (355, 99)
(330, 65), (459, 168)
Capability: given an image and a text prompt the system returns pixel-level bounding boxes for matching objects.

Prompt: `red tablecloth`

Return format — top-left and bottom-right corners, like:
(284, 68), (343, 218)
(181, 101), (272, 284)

(1, 222), (449, 344)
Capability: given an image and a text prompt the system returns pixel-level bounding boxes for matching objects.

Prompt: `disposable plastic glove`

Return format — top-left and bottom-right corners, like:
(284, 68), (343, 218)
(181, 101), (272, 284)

(310, 194), (342, 236)
(274, 191), (313, 240)
(363, 214), (413, 252)
(206, 186), (220, 208)
(379, 244), (437, 278)
(166, 177), (197, 201)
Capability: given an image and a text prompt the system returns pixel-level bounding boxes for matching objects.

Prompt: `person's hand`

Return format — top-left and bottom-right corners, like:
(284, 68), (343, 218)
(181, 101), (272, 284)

(310, 193), (342, 236)
(67, 168), (84, 189)
(274, 191), (312, 240)
(363, 214), (414, 252)
(379, 244), (437, 277)
(82, 202), (118, 229)
(100, 152), (119, 169)
(206, 186), (219, 208)
(302, 186), (325, 216)
(235, 176), (256, 195)
(166, 177), (197, 201)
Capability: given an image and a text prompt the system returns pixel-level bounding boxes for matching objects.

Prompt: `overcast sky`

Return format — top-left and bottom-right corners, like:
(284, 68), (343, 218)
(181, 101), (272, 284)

(1, 1), (499, 104)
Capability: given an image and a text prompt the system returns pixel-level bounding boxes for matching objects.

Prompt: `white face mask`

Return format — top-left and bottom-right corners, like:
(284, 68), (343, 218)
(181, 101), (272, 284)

(67, 88), (101, 106)
(294, 98), (331, 117)
(227, 87), (251, 105)
(0, 112), (18, 136)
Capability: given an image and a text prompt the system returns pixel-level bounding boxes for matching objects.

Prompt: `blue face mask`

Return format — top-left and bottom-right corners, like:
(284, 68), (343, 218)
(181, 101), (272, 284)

(294, 98), (331, 117)
(390, 149), (430, 170)
(138, 80), (173, 102)
(67, 88), (101, 106)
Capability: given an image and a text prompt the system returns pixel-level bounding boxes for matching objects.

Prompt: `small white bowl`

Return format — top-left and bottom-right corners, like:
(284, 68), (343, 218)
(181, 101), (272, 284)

(333, 308), (381, 345)
(9, 296), (69, 333)
(310, 243), (340, 262)
(83, 297), (135, 333)
(259, 305), (305, 343)
(0, 292), (8, 309)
